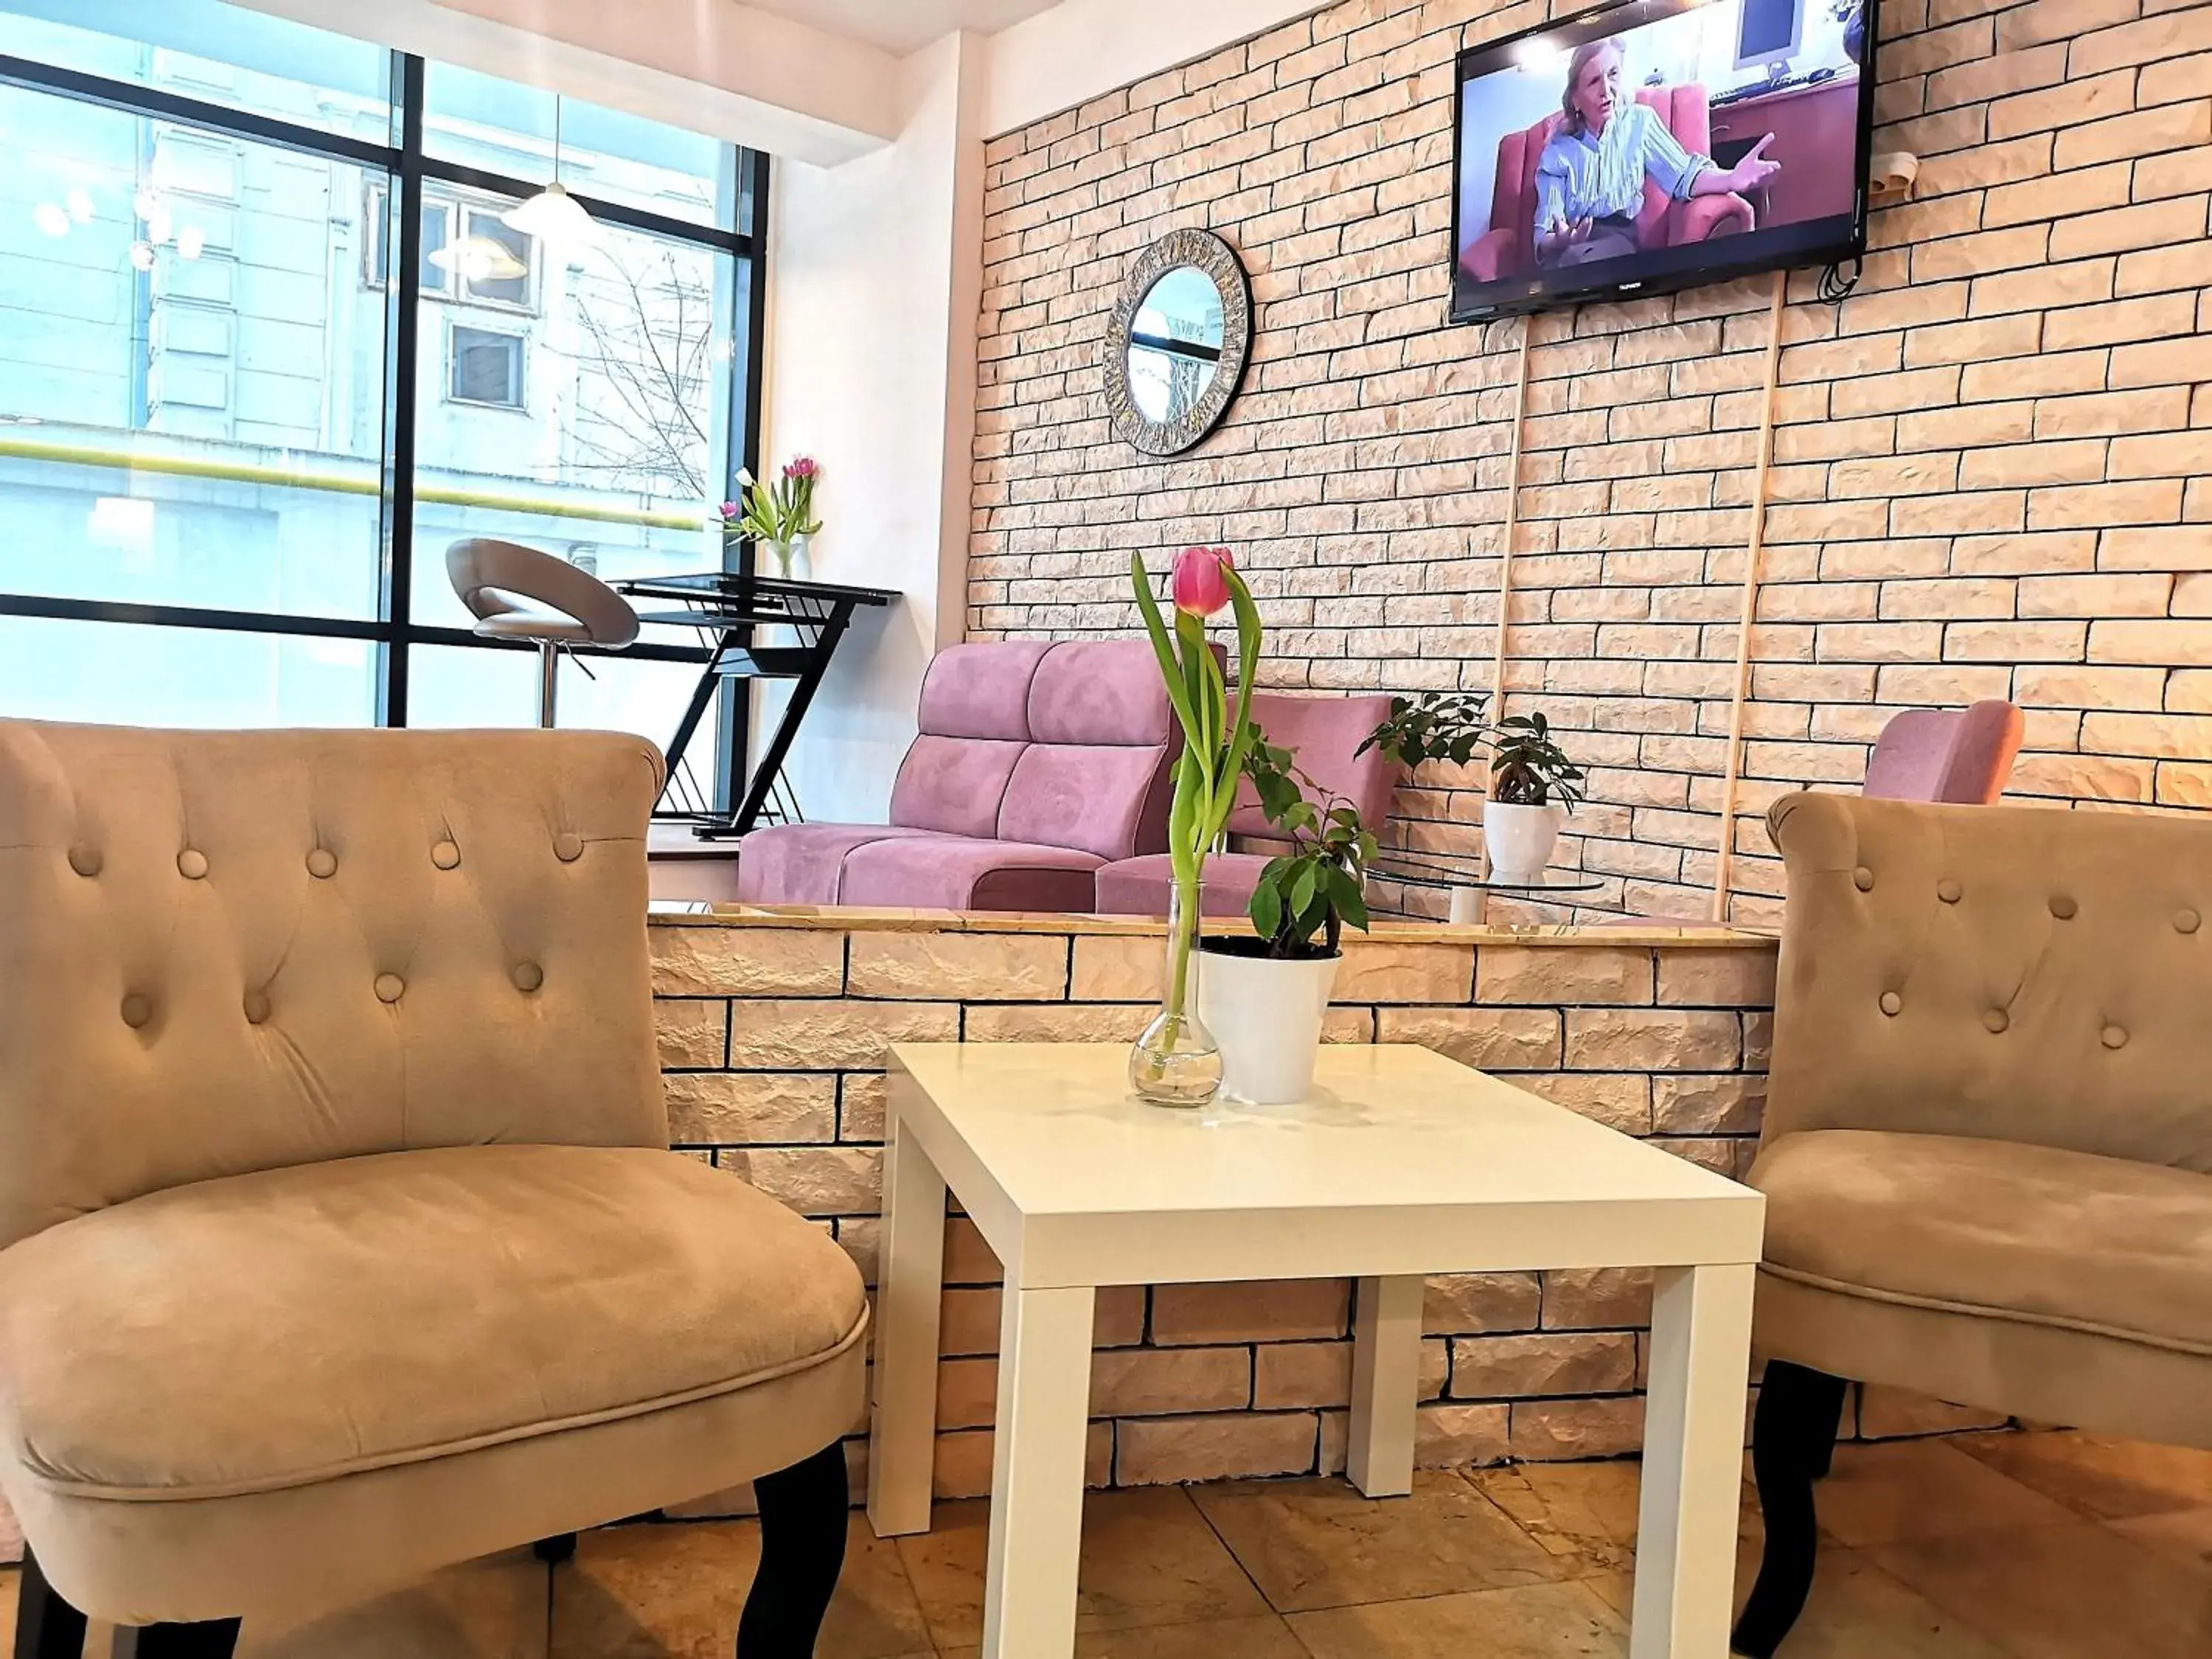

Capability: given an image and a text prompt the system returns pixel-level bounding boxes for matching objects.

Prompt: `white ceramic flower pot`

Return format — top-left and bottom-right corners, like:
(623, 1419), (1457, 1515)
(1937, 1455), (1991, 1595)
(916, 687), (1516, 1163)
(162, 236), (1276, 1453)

(1196, 943), (1340, 1106)
(1484, 800), (1564, 884)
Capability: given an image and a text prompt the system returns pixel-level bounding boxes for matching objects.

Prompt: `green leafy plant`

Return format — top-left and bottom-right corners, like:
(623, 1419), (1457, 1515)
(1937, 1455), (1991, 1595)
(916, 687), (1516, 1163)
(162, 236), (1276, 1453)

(1488, 711), (1585, 810)
(1232, 737), (1377, 961)
(720, 456), (823, 547)
(1357, 689), (1492, 771)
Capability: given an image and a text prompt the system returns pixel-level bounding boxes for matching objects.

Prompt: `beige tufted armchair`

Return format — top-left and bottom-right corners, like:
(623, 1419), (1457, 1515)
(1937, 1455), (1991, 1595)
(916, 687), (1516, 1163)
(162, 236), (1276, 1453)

(0, 723), (867, 1658)
(1733, 791), (2212, 1657)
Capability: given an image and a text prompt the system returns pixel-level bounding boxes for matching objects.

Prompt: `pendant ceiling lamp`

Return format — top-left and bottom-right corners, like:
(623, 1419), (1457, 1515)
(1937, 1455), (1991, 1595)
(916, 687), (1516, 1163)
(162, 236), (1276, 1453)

(504, 94), (597, 244)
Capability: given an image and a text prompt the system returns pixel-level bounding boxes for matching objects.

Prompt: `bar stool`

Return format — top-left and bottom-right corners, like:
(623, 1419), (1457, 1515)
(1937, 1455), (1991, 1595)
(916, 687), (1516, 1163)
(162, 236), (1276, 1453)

(447, 538), (640, 728)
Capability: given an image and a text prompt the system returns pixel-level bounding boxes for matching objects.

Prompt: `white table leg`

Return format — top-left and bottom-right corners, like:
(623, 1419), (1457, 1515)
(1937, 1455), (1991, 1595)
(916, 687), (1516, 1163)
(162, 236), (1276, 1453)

(1632, 1262), (1756, 1658)
(981, 1284), (1096, 1659)
(867, 1105), (947, 1538)
(1348, 1274), (1422, 1498)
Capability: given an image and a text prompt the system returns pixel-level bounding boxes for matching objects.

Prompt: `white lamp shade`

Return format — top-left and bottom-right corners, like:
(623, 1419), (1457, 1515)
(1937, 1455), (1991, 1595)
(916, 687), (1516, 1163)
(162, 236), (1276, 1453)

(427, 234), (529, 282)
(503, 182), (596, 245)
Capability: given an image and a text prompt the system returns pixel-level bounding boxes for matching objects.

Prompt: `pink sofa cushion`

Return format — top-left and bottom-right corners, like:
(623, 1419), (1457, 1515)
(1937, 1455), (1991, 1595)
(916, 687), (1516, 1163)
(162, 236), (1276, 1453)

(838, 835), (1102, 913)
(1027, 639), (1174, 746)
(1226, 692), (1400, 842)
(917, 639), (1048, 740)
(889, 735), (1026, 838)
(999, 743), (1173, 863)
(1093, 852), (1270, 919)
(735, 823), (941, 905)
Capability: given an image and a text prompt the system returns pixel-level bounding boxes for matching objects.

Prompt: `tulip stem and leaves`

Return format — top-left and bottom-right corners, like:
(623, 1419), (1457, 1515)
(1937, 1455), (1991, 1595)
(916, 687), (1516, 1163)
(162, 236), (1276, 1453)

(1130, 547), (1263, 1067)
(1239, 738), (1377, 961)
(720, 456), (823, 552)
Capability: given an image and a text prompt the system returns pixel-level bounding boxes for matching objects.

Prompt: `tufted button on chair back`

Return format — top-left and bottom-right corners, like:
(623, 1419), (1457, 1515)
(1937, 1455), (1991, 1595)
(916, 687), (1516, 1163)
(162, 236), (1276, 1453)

(0, 722), (668, 1251)
(1764, 791), (2212, 1171)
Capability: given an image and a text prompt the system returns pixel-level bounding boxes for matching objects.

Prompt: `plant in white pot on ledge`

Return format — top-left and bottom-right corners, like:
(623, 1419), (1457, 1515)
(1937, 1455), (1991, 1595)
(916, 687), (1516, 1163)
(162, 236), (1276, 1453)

(1197, 737), (1377, 1106)
(1483, 710), (1585, 884)
(1359, 689), (1493, 921)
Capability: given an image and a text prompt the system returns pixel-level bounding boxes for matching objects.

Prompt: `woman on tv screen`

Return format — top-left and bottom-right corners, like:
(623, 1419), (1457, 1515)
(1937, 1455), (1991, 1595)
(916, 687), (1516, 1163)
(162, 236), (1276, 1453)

(1450, 0), (1873, 320)
(1536, 38), (1780, 268)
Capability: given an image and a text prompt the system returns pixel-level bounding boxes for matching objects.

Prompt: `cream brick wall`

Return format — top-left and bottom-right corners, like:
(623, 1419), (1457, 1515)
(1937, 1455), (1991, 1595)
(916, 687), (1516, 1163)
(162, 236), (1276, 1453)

(652, 916), (1782, 1494)
(969, 0), (2212, 927)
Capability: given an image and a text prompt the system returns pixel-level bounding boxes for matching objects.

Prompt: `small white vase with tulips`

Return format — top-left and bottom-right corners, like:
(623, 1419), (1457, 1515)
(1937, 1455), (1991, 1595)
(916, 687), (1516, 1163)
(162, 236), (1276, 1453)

(1127, 546), (1262, 1108)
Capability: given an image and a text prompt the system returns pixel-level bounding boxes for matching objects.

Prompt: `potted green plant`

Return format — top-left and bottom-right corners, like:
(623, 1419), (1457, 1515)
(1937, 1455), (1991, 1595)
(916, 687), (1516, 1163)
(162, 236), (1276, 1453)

(1357, 689), (1492, 772)
(1360, 689), (1493, 919)
(1483, 710), (1585, 883)
(1197, 737), (1377, 1105)
(1127, 546), (1263, 1107)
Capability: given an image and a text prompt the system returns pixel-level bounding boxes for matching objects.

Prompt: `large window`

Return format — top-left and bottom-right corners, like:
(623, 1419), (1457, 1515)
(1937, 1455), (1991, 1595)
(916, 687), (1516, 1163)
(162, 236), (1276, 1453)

(0, 0), (765, 799)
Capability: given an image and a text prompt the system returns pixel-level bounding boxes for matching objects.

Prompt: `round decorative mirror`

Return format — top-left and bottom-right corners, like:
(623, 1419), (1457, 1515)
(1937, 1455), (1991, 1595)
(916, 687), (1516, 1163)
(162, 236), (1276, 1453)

(1105, 229), (1253, 457)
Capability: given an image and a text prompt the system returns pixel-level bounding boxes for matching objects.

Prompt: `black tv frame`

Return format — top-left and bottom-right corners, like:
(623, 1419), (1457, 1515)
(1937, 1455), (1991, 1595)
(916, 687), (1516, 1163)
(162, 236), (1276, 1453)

(1447, 0), (1879, 323)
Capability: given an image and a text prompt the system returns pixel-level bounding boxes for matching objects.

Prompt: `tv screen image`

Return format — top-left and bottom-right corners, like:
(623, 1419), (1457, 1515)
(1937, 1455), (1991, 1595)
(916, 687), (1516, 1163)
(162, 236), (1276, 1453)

(1451, 0), (1875, 321)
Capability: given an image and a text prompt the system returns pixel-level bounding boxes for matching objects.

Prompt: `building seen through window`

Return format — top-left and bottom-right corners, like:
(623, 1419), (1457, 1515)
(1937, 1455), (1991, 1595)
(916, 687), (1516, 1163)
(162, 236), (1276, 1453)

(0, 0), (762, 779)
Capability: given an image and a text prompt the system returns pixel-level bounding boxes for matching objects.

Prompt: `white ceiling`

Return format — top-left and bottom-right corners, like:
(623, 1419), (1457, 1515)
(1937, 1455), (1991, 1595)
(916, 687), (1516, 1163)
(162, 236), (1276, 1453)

(743, 0), (1062, 54)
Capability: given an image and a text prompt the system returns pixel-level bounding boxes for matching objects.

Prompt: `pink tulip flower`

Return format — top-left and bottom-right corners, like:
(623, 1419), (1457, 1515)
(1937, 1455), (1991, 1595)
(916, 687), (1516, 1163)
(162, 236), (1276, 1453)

(719, 501), (741, 520)
(785, 457), (820, 480)
(1171, 546), (1235, 618)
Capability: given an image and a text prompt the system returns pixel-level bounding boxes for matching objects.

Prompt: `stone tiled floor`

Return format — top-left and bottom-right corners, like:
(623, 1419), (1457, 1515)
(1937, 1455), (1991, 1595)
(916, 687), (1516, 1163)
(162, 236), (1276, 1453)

(11, 1431), (2212, 1657)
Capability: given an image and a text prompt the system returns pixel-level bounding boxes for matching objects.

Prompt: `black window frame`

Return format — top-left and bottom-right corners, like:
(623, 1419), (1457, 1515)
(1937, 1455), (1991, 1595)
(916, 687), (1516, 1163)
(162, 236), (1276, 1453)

(0, 46), (771, 812)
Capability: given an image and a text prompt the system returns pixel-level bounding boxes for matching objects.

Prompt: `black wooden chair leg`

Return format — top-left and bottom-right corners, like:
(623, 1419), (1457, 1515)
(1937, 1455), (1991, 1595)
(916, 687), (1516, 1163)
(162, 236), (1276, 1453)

(532, 1533), (580, 1566)
(736, 1441), (850, 1658)
(134, 1621), (242, 1658)
(1731, 1361), (1849, 1658)
(15, 1551), (88, 1659)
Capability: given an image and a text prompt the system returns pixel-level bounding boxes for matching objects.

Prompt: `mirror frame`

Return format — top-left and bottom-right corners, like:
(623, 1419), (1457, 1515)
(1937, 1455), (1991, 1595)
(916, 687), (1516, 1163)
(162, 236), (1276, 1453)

(1104, 228), (1254, 458)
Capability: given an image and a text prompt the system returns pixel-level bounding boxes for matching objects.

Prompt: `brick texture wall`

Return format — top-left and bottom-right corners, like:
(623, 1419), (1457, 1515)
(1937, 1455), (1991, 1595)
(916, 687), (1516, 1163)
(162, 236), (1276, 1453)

(969, 0), (2212, 925)
(650, 914), (1811, 1495)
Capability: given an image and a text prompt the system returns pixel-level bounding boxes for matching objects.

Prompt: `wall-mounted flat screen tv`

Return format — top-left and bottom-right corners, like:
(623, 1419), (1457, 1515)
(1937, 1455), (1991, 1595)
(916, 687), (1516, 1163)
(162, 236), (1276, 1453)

(1451, 0), (1877, 321)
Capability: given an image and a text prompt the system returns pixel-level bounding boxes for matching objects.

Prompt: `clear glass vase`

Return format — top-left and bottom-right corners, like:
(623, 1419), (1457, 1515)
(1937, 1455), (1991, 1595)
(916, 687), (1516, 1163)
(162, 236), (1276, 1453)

(1128, 881), (1222, 1107)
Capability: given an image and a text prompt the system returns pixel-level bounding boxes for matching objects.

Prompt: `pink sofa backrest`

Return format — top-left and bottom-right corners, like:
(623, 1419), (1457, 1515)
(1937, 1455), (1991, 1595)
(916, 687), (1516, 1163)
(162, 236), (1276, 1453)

(1000, 640), (1177, 860)
(1863, 700), (2025, 806)
(888, 639), (1177, 860)
(889, 640), (1049, 839)
(1226, 692), (1401, 849)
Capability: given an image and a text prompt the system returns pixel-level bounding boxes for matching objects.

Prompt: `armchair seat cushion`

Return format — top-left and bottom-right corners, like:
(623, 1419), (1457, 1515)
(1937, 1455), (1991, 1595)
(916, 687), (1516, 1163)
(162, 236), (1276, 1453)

(0, 1144), (866, 1623)
(1754, 1128), (2212, 1358)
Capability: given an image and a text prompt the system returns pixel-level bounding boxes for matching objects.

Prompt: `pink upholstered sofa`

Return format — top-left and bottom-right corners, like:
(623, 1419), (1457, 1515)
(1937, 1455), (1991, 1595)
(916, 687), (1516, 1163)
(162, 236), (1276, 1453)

(1095, 691), (1400, 919)
(735, 639), (1177, 912)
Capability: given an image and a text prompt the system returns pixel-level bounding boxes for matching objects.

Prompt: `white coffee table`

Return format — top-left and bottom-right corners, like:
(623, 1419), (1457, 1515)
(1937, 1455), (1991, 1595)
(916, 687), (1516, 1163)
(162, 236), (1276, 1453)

(867, 1043), (1765, 1658)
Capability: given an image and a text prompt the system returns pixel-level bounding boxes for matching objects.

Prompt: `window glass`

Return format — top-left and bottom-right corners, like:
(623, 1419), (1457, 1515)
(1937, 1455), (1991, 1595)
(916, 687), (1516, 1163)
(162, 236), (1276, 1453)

(411, 198), (734, 626)
(0, 86), (388, 618)
(0, 0), (752, 800)
(362, 186), (451, 293)
(453, 206), (533, 307)
(449, 326), (524, 409)
(407, 642), (718, 759)
(0, 613), (374, 725)
(423, 63), (731, 232)
(0, 0), (391, 142)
